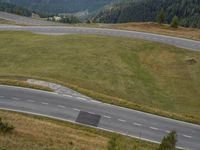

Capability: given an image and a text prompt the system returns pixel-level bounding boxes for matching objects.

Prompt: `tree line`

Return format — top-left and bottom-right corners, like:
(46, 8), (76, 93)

(0, 1), (32, 17)
(93, 0), (200, 28)
(1, 0), (113, 14)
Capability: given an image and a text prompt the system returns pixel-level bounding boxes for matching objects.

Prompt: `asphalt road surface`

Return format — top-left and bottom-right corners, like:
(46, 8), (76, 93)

(0, 85), (200, 150)
(0, 25), (200, 51)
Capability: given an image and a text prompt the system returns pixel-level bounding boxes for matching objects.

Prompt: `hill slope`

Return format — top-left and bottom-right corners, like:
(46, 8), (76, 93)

(94, 0), (200, 28)
(0, 31), (200, 123)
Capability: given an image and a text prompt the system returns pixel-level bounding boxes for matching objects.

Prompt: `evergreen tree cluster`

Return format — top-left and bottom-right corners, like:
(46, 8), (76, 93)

(94, 0), (200, 28)
(0, 1), (32, 17)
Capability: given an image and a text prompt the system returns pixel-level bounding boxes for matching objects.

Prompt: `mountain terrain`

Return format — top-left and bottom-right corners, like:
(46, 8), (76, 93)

(1, 0), (114, 14)
(94, 0), (200, 28)
(1, 0), (200, 28)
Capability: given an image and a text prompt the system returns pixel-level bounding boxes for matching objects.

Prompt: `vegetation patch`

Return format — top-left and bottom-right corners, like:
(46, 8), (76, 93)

(185, 58), (197, 65)
(0, 31), (200, 124)
(158, 130), (177, 150)
(0, 118), (14, 134)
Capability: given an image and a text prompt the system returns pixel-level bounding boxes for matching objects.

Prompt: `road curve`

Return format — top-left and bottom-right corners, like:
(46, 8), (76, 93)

(0, 25), (200, 51)
(0, 11), (62, 25)
(0, 85), (200, 150)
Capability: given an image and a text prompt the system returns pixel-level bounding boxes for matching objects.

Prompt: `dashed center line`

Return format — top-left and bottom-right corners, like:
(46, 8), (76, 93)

(41, 102), (48, 105)
(133, 123), (142, 126)
(150, 127), (159, 130)
(103, 115), (111, 119)
(91, 100), (101, 104)
(183, 135), (192, 139)
(57, 105), (66, 108)
(76, 97), (87, 101)
(12, 97), (20, 100)
(73, 108), (80, 112)
(118, 119), (127, 122)
(27, 100), (35, 103)
(64, 94), (73, 98)
(88, 112), (96, 115)
(164, 130), (170, 133)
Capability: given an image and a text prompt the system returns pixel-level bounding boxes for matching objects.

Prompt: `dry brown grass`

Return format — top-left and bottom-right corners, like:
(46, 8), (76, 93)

(0, 18), (16, 25)
(0, 110), (158, 150)
(107, 22), (200, 41)
(0, 111), (108, 150)
(0, 79), (53, 92)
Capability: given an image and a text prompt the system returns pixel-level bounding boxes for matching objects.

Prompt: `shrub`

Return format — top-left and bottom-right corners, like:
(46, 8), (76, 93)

(0, 118), (15, 134)
(158, 130), (177, 150)
(171, 16), (179, 28)
(107, 136), (117, 150)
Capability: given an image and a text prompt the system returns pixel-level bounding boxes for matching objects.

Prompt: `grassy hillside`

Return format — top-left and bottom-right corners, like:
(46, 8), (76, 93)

(0, 110), (157, 150)
(0, 31), (200, 124)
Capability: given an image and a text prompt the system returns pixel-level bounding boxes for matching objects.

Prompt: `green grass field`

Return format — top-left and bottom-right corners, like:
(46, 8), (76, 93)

(0, 31), (200, 123)
(0, 110), (157, 150)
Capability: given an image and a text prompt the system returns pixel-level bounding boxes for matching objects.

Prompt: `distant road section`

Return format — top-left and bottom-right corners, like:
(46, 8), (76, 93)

(0, 11), (60, 25)
(0, 25), (200, 51)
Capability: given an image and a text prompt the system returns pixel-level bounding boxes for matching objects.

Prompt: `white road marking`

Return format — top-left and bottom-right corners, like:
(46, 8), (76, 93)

(27, 100), (35, 103)
(183, 135), (192, 139)
(91, 100), (101, 104)
(63, 94), (73, 98)
(76, 97), (87, 100)
(133, 122), (142, 126)
(57, 105), (66, 108)
(12, 97), (20, 100)
(73, 108), (80, 112)
(150, 127), (159, 130)
(0, 96), (4, 98)
(103, 115), (111, 119)
(88, 112), (95, 115)
(165, 130), (170, 133)
(118, 119), (127, 122)
(41, 102), (48, 105)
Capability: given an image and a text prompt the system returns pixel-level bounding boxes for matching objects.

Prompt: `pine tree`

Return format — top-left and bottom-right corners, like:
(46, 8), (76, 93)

(171, 16), (179, 28)
(158, 130), (177, 150)
(157, 8), (166, 24)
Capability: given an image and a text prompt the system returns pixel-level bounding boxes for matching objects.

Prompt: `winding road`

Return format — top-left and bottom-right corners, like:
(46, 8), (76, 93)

(0, 25), (200, 51)
(0, 85), (200, 150)
(0, 18), (200, 149)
